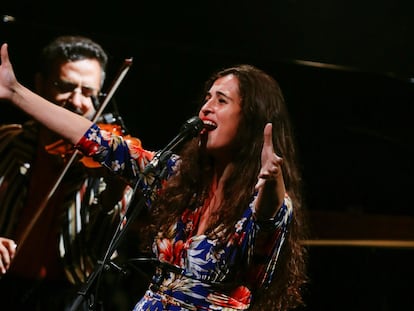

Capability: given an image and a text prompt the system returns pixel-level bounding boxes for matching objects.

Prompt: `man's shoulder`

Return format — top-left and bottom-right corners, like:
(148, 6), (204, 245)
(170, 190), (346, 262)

(0, 120), (38, 136)
(0, 121), (38, 152)
(0, 123), (24, 147)
(0, 123), (23, 134)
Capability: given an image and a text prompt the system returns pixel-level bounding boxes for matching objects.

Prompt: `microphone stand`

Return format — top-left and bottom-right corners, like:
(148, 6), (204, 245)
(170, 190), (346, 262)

(69, 153), (172, 311)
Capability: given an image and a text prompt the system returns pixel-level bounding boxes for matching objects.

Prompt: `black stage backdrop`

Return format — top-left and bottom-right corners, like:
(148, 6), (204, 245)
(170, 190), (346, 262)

(1, 1), (414, 310)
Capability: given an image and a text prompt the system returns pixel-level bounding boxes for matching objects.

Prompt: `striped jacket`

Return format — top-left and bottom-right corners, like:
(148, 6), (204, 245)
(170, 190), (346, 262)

(0, 120), (133, 284)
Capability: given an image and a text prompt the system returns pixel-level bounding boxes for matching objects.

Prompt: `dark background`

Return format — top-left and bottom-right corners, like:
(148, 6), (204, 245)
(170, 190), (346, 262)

(1, 1), (414, 310)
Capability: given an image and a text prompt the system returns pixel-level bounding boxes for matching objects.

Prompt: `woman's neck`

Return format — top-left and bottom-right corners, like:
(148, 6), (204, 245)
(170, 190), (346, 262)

(195, 163), (234, 236)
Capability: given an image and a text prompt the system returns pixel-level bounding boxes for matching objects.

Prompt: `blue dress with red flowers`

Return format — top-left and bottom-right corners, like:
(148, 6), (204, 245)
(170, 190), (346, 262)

(76, 124), (293, 311)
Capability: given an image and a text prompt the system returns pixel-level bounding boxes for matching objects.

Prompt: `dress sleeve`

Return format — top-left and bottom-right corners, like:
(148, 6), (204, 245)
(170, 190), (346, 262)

(75, 124), (142, 180)
(76, 123), (152, 177)
(248, 195), (293, 289)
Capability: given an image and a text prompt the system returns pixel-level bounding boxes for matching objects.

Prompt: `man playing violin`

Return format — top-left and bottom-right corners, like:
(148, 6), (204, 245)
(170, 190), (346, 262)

(0, 35), (135, 310)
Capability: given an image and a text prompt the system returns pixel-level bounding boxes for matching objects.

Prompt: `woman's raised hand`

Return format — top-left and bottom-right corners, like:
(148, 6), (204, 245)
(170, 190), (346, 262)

(255, 123), (286, 219)
(0, 43), (18, 102)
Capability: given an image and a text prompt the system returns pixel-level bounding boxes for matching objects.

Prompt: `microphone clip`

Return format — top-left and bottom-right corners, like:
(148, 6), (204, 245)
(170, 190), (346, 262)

(143, 150), (173, 177)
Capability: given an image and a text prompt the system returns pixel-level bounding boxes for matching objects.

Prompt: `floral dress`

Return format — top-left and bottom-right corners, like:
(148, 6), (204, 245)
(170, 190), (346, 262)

(76, 124), (293, 311)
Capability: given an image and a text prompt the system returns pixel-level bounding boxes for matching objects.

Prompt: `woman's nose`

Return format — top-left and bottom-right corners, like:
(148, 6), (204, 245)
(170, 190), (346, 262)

(201, 99), (214, 114)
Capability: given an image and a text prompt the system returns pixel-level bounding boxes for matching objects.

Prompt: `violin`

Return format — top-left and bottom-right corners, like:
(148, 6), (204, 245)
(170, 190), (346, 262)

(45, 119), (142, 169)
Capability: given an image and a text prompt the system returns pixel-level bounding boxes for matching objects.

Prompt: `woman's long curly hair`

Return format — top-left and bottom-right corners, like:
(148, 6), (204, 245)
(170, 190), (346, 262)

(139, 64), (309, 310)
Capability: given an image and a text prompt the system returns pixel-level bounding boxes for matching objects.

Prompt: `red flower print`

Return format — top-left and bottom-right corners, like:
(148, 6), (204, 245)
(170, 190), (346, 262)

(230, 285), (251, 305)
(157, 238), (173, 262)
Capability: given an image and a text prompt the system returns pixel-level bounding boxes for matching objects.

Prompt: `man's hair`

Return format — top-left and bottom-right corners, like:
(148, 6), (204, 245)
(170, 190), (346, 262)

(38, 35), (108, 84)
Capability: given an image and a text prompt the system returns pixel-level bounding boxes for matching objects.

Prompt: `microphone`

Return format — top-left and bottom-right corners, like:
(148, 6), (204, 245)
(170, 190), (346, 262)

(143, 116), (204, 175)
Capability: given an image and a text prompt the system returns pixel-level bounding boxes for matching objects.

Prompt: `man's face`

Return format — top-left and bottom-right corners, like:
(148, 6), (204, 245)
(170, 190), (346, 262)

(36, 59), (102, 120)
